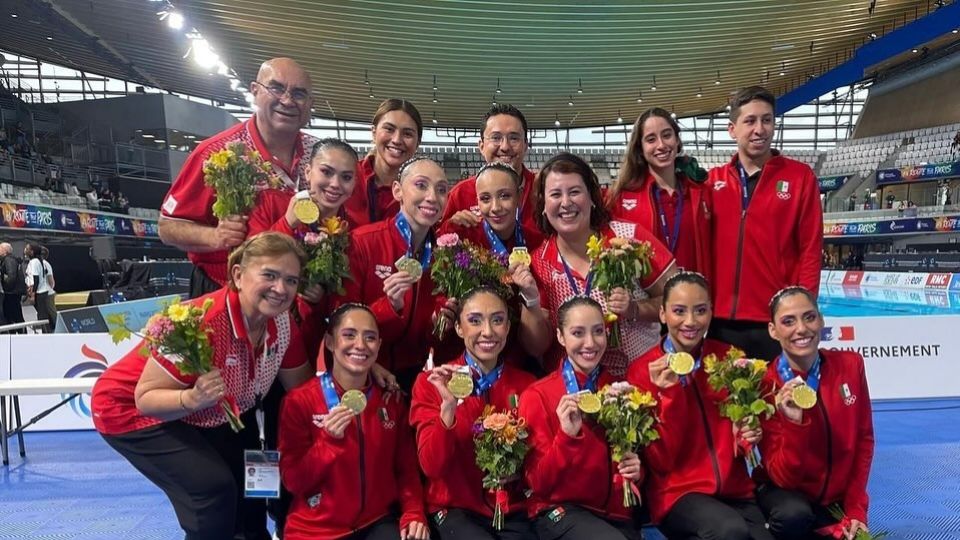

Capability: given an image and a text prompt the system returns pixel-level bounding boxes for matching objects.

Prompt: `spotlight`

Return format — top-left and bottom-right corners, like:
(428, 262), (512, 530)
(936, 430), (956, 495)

(568, 95), (574, 106)
(617, 110), (623, 124)
(167, 11), (184, 30)
(715, 70), (721, 85)
(577, 77), (583, 94)
(432, 74), (438, 91)
(496, 77), (502, 94)
(636, 90), (643, 103)
(697, 86), (702, 98)
(432, 91), (438, 103)
(554, 114), (561, 127)
(651, 75), (657, 91)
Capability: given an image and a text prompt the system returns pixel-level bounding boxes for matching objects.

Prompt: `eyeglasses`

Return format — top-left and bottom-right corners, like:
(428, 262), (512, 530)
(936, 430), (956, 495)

(252, 81), (311, 103)
(484, 133), (525, 146)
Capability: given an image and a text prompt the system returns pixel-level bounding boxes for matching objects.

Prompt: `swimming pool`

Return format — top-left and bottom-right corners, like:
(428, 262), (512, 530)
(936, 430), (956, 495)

(819, 284), (960, 316)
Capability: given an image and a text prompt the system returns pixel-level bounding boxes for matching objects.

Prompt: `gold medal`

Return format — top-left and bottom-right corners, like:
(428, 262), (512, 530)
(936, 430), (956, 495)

(508, 247), (531, 267)
(395, 256), (423, 281)
(577, 392), (602, 414)
(791, 383), (817, 410)
(340, 389), (367, 414)
(668, 352), (695, 376)
(447, 371), (474, 399)
(293, 198), (320, 225)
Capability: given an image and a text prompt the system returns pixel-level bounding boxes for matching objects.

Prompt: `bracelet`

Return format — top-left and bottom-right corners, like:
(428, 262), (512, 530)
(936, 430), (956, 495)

(178, 389), (189, 411)
(519, 290), (540, 309)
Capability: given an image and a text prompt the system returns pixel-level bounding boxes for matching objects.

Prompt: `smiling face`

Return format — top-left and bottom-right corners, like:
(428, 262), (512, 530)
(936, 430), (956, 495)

(543, 171), (592, 237)
(660, 281), (712, 352)
(250, 58), (313, 137)
(393, 160), (449, 232)
(729, 99), (775, 163)
(232, 253), (302, 320)
(372, 110), (419, 170)
(307, 147), (357, 216)
(768, 292), (823, 363)
(327, 308), (381, 379)
(640, 114), (680, 173)
(456, 291), (510, 367)
(557, 303), (607, 373)
(478, 113), (528, 172)
(476, 168), (519, 237)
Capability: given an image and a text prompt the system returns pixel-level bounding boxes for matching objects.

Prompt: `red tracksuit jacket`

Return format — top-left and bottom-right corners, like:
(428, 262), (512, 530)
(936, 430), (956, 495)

(279, 379), (426, 539)
(607, 172), (713, 280)
(409, 355), (536, 517)
(759, 349), (874, 523)
(708, 151), (822, 322)
(627, 338), (756, 523)
(441, 166), (538, 231)
(519, 367), (638, 521)
(342, 155), (401, 227)
(337, 215), (447, 373)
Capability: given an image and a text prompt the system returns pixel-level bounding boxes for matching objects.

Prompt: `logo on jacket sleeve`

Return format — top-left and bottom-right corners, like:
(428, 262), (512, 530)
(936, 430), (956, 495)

(621, 198), (638, 211)
(776, 180), (791, 200)
(374, 264), (393, 279)
(840, 383), (856, 406)
(713, 181), (727, 191)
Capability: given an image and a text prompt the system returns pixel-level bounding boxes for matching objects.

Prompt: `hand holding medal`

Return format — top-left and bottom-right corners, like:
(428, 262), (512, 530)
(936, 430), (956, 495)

(340, 389), (367, 415)
(447, 368), (475, 400)
(292, 190), (320, 225)
(775, 377), (808, 424)
(668, 352), (695, 376)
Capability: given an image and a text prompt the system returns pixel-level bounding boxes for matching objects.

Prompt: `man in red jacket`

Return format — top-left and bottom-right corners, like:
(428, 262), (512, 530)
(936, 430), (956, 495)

(442, 104), (539, 232)
(708, 86), (823, 360)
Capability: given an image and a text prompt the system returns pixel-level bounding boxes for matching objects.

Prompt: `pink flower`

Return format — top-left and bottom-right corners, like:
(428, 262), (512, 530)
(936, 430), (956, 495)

(437, 233), (460, 248)
(483, 413), (510, 431)
(145, 314), (174, 342)
(734, 358), (750, 369)
(303, 232), (322, 246)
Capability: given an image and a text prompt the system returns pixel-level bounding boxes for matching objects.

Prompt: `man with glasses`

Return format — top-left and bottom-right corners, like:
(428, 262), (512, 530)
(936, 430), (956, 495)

(442, 104), (540, 241)
(159, 57), (317, 297)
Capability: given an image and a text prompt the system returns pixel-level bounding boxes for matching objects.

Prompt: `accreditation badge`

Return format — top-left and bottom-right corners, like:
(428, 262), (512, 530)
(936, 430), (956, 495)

(244, 449), (281, 499)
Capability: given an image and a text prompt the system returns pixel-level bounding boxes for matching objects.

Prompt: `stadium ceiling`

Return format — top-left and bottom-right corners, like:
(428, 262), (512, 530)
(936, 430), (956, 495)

(0, 0), (952, 129)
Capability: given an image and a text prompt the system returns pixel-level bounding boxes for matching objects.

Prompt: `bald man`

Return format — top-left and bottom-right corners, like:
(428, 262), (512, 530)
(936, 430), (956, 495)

(0, 242), (25, 328)
(159, 58), (318, 296)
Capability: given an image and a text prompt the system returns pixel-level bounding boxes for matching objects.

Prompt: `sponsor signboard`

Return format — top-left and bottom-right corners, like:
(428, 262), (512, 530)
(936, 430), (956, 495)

(0, 200), (158, 238)
(823, 214), (960, 237)
(875, 161), (960, 185)
(818, 175), (849, 193)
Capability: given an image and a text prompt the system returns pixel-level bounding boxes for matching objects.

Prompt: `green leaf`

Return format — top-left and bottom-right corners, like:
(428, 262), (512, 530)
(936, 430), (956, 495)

(749, 399), (769, 415)
(731, 378), (752, 392)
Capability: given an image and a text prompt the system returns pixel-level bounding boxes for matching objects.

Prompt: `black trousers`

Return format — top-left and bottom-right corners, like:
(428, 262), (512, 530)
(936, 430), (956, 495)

(756, 484), (838, 540)
(433, 508), (536, 540)
(534, 505), (641, 540)
(34, 291), (51, 331)
(3, 293), (24, 332)
(347, 517), (403, 540)
(102, 409), (269, 540)
(190, 265), (222, 299)
(709, 319), (782, 361)
(659, 493), (774, 540)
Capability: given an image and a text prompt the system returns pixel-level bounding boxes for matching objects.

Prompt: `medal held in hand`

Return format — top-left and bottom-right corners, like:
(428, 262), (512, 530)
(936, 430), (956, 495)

(577, 391), (602, 414)
(791, 383), (818, 410)
(340, 389), (367, 414)
(668, 352), (695, 376)
(508, 247), (531, 267)
(293, 197), (320, 225)
(447, 371), (474, 399)
(395, 255), (423, 281)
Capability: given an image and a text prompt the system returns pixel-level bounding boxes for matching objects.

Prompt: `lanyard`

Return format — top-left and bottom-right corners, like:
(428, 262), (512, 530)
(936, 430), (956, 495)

(736, 161), (753, 211)
(483, 208), (525, 257)
(663, 335), (702, 386)
(463, 352), (504, 396)
(395, 212), (433, 270)
(558, 242), (593, 297)
(254, 394), (266, 450)
(561, 357), (600, 394)
(317, 371), (374, 410)
(366, 174), (379, 223)
(652, 183), (683, 253)
(777, 353), (821, 392)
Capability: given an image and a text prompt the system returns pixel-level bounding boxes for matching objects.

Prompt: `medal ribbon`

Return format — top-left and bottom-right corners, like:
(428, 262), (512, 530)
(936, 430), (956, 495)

(736, 161), (753, 211)
(366, 174), (379, 223)
(558, 247), (593, 297)
(651, 183), (683, 253)
(395, 212), (434, 270)
(776, 353), (821, 392)
(463, 352), (504, 396)
(663, 335), (702, 386)
(482, 208), (525, 257)
(562, 357), (601, 394)
(317, 371), (374, 411)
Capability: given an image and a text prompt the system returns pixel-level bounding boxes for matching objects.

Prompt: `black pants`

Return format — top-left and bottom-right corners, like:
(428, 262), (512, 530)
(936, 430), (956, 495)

(3, 293), (24, 332)
(756, 484), (837, 540)
(659, 493), (773, 540)
(433, 508), (536, 540)
(34, 291), (51, 331)
(190, 265), (222, 299)
(102, 409), (269, 540)
(709, 319), (782, 361)
(262, 379), (291, 538)
(534, 505), (641, 540)
(347, 517), (403, 540)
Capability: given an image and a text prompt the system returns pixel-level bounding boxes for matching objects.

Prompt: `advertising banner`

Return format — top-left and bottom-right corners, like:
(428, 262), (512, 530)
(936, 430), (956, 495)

(818, 175), (849, 192)
(876, 161), (960, 185)
(0, 200), (158, 238)
(823, 214), (960, 237)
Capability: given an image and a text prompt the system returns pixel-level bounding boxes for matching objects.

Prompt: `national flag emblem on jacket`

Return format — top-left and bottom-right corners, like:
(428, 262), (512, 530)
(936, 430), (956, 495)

(776, 180), (791, 200)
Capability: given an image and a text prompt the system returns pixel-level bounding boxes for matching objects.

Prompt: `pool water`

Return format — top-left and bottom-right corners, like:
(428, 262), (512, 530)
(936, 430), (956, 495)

(819, 285), (960, 317)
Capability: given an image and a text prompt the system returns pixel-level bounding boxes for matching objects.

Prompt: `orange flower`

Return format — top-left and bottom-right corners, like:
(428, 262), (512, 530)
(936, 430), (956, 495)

(483, 412), (510, 431)
(319, 216), (346, 235)
(502, 423), (518, 444)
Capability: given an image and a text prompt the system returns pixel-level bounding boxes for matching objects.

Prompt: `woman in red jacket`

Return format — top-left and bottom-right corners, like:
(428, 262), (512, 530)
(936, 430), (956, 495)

(627, 272), (772, 540)
(410, 286), (538, 539)
(343, 99), (423, 226)
(278, 303), (429, 540)
(530, 152), (677, 375)
(338, 156), (455, 390)
(605, 108), (712, 277)
(519, 296), (643, 540)
(759, 287), (875, 540)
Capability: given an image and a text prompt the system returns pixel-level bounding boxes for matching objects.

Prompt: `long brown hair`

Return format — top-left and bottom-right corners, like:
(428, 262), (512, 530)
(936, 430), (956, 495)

(533, 152), (609, 236)
(606, 107), (682, 210)
(371, 98), (423, 144)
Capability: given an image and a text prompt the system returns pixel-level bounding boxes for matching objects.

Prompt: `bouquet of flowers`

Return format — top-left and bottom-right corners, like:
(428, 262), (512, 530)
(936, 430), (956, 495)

(473, 406), (530, 530)
(585, 234), (654, 348)
(298, 216), (352, 294)
(106, 298), (245, 432)
(585, 381), (659, 507)
(825, 504), (887, 539)
(703, 347), (775, 469)
(203, 141), (275, 219)
(431, 233), (512, 338)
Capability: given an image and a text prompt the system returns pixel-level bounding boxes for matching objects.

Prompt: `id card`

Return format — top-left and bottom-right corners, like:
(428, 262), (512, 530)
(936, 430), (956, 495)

(244, 450), (280, 499)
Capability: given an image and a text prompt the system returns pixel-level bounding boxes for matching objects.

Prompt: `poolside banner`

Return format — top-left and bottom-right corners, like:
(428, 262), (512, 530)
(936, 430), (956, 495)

(823, 271), (959, 292)
(823, 214), (960, 237)
(875, 161), (960, 185)
(0, 200), (159, 238)
(818, 175), (849, 192)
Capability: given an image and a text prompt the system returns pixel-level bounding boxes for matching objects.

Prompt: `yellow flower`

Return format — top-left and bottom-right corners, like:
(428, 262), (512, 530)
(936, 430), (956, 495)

(167, 303), (191, 322)
(629, 389), (657, 408)
(703, 353), (718, 373)
(319, 216), (346, 235)
(502, 423), (518, 444)
(725, 346), (746, 363)
(586, 234), (604, 259)
(751, 359), (768, 375)
(604, 312), (618, 323)
(206, 149), (231, 170)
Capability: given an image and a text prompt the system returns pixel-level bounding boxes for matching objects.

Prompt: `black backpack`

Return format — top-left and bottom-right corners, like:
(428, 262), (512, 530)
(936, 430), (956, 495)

(1, 255), (27, 295)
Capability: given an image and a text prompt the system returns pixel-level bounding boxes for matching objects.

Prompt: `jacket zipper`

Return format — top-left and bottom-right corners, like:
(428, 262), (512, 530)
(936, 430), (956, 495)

(692, 381), (723, 492)
(389, 279), (420, 371)
(730, 209), (747, 318)
(357, 419), (367, 521)
(815, 399), (833, 503)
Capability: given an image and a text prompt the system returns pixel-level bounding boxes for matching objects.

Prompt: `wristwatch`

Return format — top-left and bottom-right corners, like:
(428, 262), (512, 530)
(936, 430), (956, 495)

(520, 290), (540, 309)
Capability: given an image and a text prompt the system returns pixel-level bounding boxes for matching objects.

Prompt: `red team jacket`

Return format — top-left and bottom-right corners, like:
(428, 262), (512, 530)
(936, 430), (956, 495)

(707, 151), (822, 322)
(342, 155), (401, 227)
(441, 166), (538, 232)
(607, 171), (713, 278)
(519, 366), (637, 522)
(627, 338), (756, 523)
(409, 355), (536, 517)
(759, 349), (874, 523)
(279, 379), (425, 539)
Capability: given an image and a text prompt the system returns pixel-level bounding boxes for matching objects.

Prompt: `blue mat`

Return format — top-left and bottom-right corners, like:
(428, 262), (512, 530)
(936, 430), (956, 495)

(1, 399), (958, 539)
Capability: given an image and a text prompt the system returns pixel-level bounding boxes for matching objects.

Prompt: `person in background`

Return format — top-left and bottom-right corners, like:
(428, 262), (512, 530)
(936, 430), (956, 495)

(707, 86), (822, 360)
(159, 58), (317, 297)
(39, 246), (56, 329)
(342, 99), (423, 227)
(24, 243), (54, 332)
(758, 287), (875, 540)
(0, 243), (26, 330)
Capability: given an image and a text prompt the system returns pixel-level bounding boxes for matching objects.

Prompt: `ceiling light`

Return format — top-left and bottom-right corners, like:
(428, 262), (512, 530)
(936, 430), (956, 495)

(636, 90), (643, 103)
(191, 38), (219, 69)
(11, 14), (18, 18)
(496, 77), (502, 94)
(953, 28), (959, 34)
(368, 87), (375, 99)
(651, 75), (657, 91)
(432, 112), (438, 125)
(432, 91), (438, 103)
(363, 69), (370, 86)
(166, 11), (184, 30)
(715, 70), (721, 85)
(554, 114), (561, 127)
(155, 139), (166, 143)
(868, 32), (878, 40)
(568, 95), (574, 106)
(670, 107), (677, 119)
(432, 74), (438, 91)
(46, 36), (53, 41)
(725, 104), (732, 112)
(911, 48), (919, 53)
(141, 134), (155, 138)
(617, 110), (623, 124)
(577, 77), (583, 94)
(779, 62), (786, 76)
(697, 86), (702, 98)
(492, 95), (497, 106)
